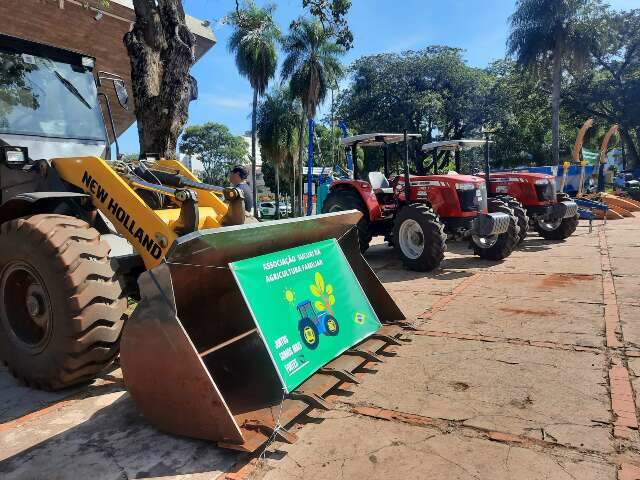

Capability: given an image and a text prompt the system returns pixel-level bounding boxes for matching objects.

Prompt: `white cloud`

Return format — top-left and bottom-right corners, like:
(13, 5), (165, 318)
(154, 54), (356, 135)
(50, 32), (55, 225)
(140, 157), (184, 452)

(200, 93), (251, 110)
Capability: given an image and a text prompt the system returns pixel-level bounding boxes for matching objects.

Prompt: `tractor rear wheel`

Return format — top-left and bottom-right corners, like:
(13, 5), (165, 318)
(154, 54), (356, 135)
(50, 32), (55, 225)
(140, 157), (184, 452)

(505, 198), (529, 244)
(0, 215), (126, 390)
(322, 188), (373, 252)
(392, 204), (446, 271)
(473, 199), (519, 261)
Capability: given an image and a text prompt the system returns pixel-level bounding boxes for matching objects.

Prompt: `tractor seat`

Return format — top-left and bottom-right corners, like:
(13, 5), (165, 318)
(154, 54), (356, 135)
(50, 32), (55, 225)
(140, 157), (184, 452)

(368, 171), (394, 194)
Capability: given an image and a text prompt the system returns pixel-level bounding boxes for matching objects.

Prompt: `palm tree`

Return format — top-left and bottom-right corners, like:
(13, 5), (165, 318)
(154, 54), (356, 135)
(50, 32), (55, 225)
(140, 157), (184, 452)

(228, 2), (280, 214)
(257, 88), (299, 219)
(281, 19), (344, 215)
(507, 0), (596, 165)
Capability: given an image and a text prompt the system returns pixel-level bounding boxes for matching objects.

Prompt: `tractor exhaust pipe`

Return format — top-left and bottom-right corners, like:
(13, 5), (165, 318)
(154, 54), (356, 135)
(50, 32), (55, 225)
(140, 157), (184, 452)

(403, 129), (411, 197)
(484, 133), (491, 187)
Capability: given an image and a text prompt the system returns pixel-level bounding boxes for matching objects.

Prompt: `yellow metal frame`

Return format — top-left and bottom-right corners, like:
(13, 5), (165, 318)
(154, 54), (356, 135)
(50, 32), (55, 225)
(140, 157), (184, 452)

(51, 156), (232, 269)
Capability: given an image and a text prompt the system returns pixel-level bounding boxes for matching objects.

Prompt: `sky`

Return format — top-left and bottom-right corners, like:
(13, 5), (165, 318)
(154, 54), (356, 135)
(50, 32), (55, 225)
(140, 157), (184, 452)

(117, 0), (639, 154)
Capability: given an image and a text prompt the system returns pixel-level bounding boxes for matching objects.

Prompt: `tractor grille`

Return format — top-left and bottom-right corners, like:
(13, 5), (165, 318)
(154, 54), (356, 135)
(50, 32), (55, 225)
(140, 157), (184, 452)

(457, 184), (487, 212)
(535, 181), (556, 201)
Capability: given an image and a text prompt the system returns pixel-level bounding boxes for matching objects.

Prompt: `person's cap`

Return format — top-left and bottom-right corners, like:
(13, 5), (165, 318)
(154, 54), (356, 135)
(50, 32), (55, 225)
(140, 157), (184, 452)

(231, 165), (248, 180)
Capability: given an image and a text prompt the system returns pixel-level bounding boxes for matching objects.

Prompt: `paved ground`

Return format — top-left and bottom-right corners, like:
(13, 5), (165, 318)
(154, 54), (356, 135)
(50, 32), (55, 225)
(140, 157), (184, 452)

(1, 217), (639, 480)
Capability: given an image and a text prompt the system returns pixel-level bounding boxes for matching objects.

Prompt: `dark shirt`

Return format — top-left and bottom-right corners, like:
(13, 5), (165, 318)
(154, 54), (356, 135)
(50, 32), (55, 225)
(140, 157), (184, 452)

(234, 182), (253, 213)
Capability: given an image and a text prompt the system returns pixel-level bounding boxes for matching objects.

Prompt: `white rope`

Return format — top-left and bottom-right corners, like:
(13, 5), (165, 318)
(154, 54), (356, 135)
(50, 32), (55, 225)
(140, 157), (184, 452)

(258, 388), (287, 462)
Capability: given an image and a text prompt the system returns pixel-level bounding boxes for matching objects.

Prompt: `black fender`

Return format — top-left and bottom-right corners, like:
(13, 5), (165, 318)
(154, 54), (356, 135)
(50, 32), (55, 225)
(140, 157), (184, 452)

(0, 192), (89, 225)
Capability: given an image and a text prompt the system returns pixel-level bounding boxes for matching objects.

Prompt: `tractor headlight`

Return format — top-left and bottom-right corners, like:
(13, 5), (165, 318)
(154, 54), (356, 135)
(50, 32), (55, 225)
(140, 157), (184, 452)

(0, 146), (28, 167)
(534, 179), (551, 185)
(455, 183), (476, 191)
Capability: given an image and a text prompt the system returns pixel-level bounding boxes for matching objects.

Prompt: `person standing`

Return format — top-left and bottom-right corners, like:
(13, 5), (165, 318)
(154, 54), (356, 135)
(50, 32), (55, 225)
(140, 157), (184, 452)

(229, 165), (254, 215)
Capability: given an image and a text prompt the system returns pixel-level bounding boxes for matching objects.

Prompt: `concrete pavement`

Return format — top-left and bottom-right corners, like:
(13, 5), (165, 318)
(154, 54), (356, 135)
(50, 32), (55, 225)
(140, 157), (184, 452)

(1, 217), (638, 479)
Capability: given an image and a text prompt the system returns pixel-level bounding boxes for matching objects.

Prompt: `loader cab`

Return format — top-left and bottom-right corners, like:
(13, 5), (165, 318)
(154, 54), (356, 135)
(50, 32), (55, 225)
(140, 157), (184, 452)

(0, 33), (116, 162)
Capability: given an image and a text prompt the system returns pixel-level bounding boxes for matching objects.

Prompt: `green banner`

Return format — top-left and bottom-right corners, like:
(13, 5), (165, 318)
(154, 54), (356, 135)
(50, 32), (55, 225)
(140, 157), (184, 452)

(582, 148), (598, 165)
(230, 238), (381, 392)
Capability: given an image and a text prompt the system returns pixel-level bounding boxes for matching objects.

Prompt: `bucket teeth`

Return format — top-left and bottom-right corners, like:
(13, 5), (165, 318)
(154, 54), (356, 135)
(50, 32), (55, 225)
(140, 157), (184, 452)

(344, 348), (384, 363)
(319, 367), (361, 384)
(288, 391), (332, 411)
(243, 421), (298, 445)
(370, 333), (403, 346)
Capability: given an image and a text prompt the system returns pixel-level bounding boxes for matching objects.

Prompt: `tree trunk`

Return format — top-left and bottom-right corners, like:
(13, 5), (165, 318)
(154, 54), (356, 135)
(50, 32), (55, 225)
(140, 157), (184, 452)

(620, 127), (640, 169)
(291, 155), (296, 217)
(551, 39), (562, 166)
(275, 162), (281, 220)
(124, 0), (196, 159)
(251, 88), (258, 215)
(297, 115), (306, 216)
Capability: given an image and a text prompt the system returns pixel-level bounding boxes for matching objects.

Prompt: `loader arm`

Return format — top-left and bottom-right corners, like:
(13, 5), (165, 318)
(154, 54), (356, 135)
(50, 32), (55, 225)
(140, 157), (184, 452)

(51, 156), (238, 269)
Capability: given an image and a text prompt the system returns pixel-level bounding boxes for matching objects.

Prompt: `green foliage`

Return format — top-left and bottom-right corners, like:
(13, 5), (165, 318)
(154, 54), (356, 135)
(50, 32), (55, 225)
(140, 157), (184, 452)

(281, 18), (345, 119)
(119, 153), (139, 163)
(262, 158), (293, 196)
(565, 8), (640, 166)
(227, 2), (280, 95)
(301, 0), (353, 49)
(179, 122), (247, 185)
(336, 47), (494, 171)
(507, 0), (602, 164)
(507, 0), (599, 71)
(0, 52), (39, 128)
(257, 88), (299, 168)
(257, 88), (300, 209)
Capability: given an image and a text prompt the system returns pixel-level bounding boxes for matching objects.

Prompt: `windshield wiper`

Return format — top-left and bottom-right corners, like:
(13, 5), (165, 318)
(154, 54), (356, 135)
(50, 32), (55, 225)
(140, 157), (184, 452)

(54, 71), (91, 109)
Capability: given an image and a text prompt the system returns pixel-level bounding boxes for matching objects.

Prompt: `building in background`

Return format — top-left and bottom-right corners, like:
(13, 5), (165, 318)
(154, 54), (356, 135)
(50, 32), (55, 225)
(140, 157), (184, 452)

(0, 0), (214, 151)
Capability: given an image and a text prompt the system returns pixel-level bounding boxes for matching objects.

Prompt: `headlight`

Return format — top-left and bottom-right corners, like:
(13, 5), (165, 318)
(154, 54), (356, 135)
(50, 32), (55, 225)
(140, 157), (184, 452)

(6, 150), (25, 164)
(0, 146), (28, 166)
(455, 183), (476, 191)
(535, 179), (551, 185)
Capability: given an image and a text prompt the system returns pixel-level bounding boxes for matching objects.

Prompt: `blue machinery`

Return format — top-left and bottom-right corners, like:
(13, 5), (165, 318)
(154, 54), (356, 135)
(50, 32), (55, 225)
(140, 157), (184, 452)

(338, 120), (354, 177)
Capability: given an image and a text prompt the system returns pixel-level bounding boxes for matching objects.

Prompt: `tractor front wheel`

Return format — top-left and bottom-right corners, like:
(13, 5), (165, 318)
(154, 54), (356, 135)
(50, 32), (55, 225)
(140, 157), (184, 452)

(473, 199), (519, 261)
(322, 189), (373, 252)
(392, 204), (446, 271)
(534, 215), (579, 240)
(0, 215), (126, 390)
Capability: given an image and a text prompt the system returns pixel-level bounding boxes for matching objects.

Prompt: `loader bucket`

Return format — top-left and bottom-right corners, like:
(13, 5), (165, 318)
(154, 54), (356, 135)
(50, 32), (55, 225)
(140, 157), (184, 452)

(119, 210), (406, 451)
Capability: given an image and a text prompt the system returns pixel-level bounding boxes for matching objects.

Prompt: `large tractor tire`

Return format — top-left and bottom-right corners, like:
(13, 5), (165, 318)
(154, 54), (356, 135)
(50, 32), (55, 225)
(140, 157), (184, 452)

(533, 192), (579, 240)
(392, 204), (446, 271)
(505, 198), (529, 244)
(534, 215), (579, 240)
(322, 188), (373, 252)
(473, 199), (519, 261)
(0, 214), (126, 390)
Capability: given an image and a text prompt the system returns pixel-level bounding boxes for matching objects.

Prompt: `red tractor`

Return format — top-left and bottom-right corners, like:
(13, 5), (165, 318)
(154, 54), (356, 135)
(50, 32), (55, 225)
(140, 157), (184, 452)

(444, 136), (580, 242)
(321, 133), (518, 271)
(429, 137), (579, 243)
(487, 172), (579, 241)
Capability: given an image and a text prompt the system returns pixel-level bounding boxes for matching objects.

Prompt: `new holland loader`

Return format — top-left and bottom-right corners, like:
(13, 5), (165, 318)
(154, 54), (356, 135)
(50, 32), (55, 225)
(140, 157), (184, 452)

(0, 33), (405, 451)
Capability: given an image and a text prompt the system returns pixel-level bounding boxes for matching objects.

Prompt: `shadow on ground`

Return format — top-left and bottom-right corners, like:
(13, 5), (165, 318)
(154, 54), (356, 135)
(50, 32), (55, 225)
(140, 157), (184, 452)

(0, 395), (240, 479)
(0, 367), (125, 424)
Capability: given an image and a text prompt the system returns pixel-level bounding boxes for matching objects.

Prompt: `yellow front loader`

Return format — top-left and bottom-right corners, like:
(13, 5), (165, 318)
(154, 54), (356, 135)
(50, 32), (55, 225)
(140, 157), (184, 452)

(0, 33), (406, 451)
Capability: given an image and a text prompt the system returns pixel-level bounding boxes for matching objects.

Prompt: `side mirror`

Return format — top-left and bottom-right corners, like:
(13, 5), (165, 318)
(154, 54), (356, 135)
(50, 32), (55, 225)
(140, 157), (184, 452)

(114, 79), (129, 110)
